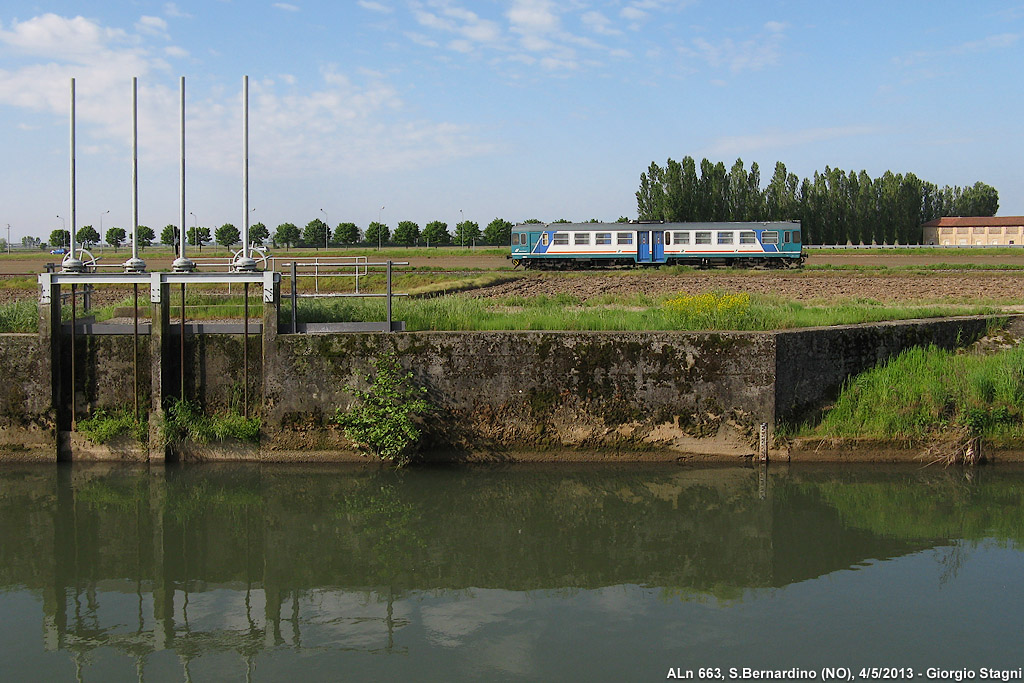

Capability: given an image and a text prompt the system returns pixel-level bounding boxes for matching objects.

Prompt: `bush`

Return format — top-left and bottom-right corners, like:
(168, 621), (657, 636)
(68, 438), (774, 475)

(336, 353), (433, 466)
(161, 398), (260, 445)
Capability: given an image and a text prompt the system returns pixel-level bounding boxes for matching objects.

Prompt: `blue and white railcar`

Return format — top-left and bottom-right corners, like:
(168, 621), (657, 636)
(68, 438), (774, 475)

(509, 221), (803, 269)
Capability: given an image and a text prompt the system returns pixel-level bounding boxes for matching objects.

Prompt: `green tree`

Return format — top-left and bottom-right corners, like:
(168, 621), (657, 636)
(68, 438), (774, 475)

(215, 223), (240, 248)
(393, 220), (420, 246)
(274, 223), (300, 249)
(76, 225), (99, 248)
(454, 220), (481, 246)
(136, 225), (155, 249)
(250, 222), (269, 245)
(422, 220), (450, 246)
(50, 229), (70, 249)
(522, 218), (543, 224)
(186, 226), (210, 250)
(365, 221), (390, 247)
(302, 218), (329, 249)
(484, 218), (513, 244)
(105, 227), (126, 251)
(333, 222), (360, 245)
(161, 224), (178, 246)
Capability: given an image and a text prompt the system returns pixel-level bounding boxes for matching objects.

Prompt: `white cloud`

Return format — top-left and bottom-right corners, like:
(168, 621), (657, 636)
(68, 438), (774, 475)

(895, 32), (1020, 67)
(703, 126), (880, 156)
(358, 0), (393, 12)
(164, 45), (189, 58)
(582, 11), (621, 36)
(506, 0), (560, 35)
(135, 16), (169, 37)
(273, 3), (300, 11)
(681, 21), (788, 73)
(0, 13), (492, 179)
(164, 2), (193, 19)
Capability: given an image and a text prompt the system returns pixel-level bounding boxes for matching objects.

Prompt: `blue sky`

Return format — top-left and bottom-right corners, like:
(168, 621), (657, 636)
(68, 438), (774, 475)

(1, 1), (1022, 242)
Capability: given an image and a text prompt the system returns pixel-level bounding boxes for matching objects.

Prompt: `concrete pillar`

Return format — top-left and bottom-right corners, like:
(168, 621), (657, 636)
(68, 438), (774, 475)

(261, 278), (280, 452)
(38, 275), (64, 461)
(149, 283), (170, 463)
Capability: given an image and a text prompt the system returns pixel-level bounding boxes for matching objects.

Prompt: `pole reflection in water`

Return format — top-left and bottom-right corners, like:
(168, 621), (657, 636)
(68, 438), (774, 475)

(1, 463), (1023, 680)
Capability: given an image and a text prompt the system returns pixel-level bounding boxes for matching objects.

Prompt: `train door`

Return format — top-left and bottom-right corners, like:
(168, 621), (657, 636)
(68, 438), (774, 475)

(652, 231), (665, 262)
(637, 231), (651, 262)
(529, 231), (544, 253)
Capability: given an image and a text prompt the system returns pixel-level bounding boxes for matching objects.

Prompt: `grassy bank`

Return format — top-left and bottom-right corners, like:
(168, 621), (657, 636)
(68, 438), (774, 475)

(805, 343), (1024, 445)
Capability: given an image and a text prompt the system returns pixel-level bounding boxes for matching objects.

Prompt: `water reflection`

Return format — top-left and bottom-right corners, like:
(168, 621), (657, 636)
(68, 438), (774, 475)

(1, 463), (1022, 679)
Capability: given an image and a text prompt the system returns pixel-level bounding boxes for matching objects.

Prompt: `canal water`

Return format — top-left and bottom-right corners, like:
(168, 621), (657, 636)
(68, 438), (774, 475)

(1, 463), (1022, 681)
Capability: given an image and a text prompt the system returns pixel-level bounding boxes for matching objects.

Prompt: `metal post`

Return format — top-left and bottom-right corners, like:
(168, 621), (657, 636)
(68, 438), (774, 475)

(234, 76), (255, 272)
(173, 77), (194, 272)
(290, 261), (297, 334)
(180, 284), (186, 399)
(125, 77), (145, 272)
(63, 79), (84, 272)
(70, 284), (77, 429)
(386, 260), (393, 332)
(243, 282), (249, 418)
(133, 284), (139, 419)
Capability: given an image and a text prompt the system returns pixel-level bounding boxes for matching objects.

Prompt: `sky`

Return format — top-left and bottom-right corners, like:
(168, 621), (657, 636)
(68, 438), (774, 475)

(1, 1), (1023, 242)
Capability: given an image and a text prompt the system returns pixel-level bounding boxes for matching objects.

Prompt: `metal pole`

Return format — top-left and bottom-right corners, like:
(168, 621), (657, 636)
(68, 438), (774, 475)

(133, 284), (139, 419)
(243, 282), (249, 418)
(63, 79), (84, 272)
(71, 284), (77, 429)
(125, 77), (145, 272)
(180, 283), (186, 399)
(386, 260), (393, 332)
(321, 209), (328, 250)
(290, 261), (297, 334)
(173, 76), (194, 272)
(234, 76), (256, 272)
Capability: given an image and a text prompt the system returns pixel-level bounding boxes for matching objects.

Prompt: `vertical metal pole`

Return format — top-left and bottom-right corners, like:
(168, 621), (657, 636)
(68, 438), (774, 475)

(180, 284), (186, 400)
(242, 76), (250, 262)
(386, 260), (393, 332)
(290, 262), (297, 334)
(131, 77), (139, 263)
(70, 284), (77, 429)
(180, 77), (186, 261)
(69, 78), (77, 255)
(133, 284), (139, 419)
(243, 282), (249, 418)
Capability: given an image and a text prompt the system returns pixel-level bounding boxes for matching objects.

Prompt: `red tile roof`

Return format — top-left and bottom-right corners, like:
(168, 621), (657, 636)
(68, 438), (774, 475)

(922, 217), (1024, 227)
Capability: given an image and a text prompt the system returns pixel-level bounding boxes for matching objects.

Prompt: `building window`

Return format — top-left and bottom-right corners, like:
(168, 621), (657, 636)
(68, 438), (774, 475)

(695, 232), (712, 245)
(596, 232), (612, 245)
(617, 232), (633, 245)
(575, 233), (590, 245)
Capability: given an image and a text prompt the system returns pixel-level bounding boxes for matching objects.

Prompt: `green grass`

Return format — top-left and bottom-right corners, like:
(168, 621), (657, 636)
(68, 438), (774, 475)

(161, 398), (261, 445)
(807, 343), (1024, 443)
(280, 291), (1000, 332)
(0, 301), (37, 332)
(77, 409), (148, 444)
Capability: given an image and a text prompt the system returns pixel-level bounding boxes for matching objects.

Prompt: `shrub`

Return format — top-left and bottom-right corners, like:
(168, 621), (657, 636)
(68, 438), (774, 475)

(335, 353), (433, 466)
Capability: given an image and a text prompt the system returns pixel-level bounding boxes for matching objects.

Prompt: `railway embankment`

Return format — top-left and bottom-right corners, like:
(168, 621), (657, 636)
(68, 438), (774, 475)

(0, 314), (1008, 463)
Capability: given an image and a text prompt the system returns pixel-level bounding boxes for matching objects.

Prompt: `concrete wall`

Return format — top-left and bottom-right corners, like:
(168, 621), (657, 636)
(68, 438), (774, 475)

(0, 315), (1000, 461)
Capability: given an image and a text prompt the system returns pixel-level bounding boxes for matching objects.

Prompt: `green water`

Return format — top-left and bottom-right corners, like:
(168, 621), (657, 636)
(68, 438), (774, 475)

(1, 463), (1022, 681)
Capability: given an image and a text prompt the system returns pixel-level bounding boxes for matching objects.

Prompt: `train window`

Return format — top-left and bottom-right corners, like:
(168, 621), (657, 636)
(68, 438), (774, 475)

(717, 232), (734, 245)
(791, 230), (801, 243)
(673, 231), (690, 244)
(783, 231), (790, 243)
(740, 231), (755, 244)
(553, 232), (569, 245)
(596, 232), (612, 245)
(617, 232), (633, 245)
(761, 231), (778, 244)
(541, 233), (550, 246)
(575, 232), (590, 245)
(664, 232), (671, 245)
(695, 232), (711, 245)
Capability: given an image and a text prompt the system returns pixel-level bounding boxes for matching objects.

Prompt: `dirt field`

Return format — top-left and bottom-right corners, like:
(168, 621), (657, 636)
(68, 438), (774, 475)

(5, 247), (1024, 306)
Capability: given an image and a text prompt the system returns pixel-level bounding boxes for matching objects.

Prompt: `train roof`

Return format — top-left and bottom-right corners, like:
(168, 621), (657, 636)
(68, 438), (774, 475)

(512, 221), (801, 231)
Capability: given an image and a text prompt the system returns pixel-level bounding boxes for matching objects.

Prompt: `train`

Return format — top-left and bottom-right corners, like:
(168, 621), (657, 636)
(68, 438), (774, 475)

(509, 221), (804, 269)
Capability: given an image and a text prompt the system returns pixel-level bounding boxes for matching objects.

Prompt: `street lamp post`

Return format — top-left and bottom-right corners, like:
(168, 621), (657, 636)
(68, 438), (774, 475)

(320, 208), (329, 250)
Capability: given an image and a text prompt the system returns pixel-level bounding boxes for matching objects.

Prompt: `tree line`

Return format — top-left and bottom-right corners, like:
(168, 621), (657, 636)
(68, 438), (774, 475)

(636, 156), (1000, 245)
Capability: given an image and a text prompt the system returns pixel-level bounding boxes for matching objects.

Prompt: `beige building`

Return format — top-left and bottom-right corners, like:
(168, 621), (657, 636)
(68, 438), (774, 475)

(922, 217), (1024, 246)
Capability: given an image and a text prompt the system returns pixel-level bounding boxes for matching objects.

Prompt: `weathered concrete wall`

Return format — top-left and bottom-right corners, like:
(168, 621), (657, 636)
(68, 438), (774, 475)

(0, 333), (55, 461)
(774, 316), (993, 424)
(263, 331), (775, 458)
(0, 315), (1005, 462)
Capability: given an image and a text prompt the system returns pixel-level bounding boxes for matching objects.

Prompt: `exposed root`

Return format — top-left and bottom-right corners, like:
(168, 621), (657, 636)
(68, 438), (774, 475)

(920, 428), (985, 467)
